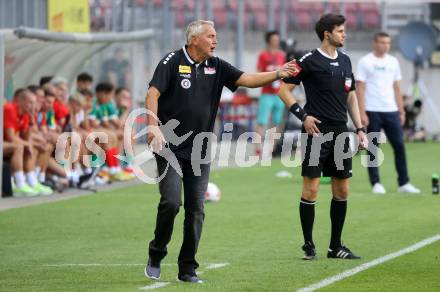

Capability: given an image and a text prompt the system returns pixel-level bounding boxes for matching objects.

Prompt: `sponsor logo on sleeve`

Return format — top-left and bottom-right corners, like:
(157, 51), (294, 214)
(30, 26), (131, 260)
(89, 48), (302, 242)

(345, 77), (353, 92)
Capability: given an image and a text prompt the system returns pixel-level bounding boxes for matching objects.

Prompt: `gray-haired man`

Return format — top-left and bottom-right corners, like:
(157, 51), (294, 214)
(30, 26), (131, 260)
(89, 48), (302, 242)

(144, 20), (297, 283)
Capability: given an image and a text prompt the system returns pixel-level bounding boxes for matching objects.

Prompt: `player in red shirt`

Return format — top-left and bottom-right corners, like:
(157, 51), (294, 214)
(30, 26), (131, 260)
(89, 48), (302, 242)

(3, 89), (31, 196)
(256, 30), (286, 156)
(3, 89), (53, 196)
(50, 78), (70, 129)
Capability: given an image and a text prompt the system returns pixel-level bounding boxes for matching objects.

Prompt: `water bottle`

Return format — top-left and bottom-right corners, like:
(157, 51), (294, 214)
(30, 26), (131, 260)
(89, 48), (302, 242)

(432, 174), (439, 195)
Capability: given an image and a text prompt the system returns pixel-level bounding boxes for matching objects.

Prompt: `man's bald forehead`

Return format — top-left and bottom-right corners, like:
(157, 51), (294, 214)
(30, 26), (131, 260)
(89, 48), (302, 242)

(18, 89), (36, 101)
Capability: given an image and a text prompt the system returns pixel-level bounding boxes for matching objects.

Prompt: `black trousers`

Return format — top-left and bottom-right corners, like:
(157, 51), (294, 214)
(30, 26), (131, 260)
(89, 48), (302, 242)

(366, 111), (409, 186)
(148, 154), (210, 275)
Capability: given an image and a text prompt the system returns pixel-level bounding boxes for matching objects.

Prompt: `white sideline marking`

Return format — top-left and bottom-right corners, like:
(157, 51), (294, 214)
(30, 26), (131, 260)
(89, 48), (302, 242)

(206, 263), (230, 269)
(44, 262), (231, 290)
(44, 262), (230, 268)
(44, 263), (145, 267)
(43, 263), (178, 267)
(139, 282), (170, 290)
(297, 234), (440, 292)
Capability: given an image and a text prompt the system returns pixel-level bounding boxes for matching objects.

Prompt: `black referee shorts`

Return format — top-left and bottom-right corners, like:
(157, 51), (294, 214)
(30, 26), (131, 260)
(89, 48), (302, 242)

(301, 124), (353, 179)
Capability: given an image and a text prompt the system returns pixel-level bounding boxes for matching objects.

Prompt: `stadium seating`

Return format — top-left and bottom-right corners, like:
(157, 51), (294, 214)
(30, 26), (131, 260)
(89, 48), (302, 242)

(214, 8), (228, 29)
(93, 0), (381, 31)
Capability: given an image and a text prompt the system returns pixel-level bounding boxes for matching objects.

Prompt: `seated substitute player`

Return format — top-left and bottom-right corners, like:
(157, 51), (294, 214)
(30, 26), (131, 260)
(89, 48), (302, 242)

(42, 84), (61, 132)
(27, 85), (55, 189)
(4, 89), (53, 196)
(76, 72), (94, 92)
(278, 14), (368, 260)
(50, 77), (70, 130)
(90, 83), (134, 181)
(114, 87), (134, 170)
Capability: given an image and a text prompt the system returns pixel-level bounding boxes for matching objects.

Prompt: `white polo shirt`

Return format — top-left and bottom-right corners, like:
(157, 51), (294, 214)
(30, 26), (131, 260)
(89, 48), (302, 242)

(356, 52), (402, 112)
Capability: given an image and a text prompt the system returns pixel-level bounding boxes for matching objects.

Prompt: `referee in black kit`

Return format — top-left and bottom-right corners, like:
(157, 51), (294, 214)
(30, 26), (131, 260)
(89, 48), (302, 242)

(144, 20), (297, 283)
(278, 14), (368, 260)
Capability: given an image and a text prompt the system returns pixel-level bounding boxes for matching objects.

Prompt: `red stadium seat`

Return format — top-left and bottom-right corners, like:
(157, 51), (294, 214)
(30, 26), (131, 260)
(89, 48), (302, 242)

(175, 10), (186, 28)
(212, 0), (226, 11)
(227, 0), (238, 12)
(364, 11), (380, 29)
(345, 11), (358, 30)
(214, 9), (228, 28)
(328, 2), (340, 14)
(345, 3), (359, 13)
(291, 1), (310, 13)
(295, 11), (312, 30)
(360, 2), (378, 13)
(185, 0), (195, 11)
(246, 0), (265, 12)
(272, 0), (281, 11)
(255, 10), (268, 29)
(171, 0), (185, 10)
(311, 2), (325, 15)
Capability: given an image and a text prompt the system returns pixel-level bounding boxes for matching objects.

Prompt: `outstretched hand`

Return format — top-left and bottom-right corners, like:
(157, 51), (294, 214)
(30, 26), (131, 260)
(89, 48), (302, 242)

(277, 60), (301, 79)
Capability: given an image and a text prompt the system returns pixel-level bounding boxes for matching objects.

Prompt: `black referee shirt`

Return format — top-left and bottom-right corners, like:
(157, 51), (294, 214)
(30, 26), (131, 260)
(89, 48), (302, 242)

(284, 49), (356, 125)
(149, 45), (244, 159)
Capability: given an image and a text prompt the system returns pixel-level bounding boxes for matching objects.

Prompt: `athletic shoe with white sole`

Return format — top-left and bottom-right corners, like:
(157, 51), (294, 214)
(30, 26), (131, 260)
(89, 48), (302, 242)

(94, 176), (108, 186)
(327, 245), (361, 259)
(144, 259), (160, 280)
(32, 182), (54, 196)
(13, 184), (39, 197)
(372, 183), (386, 194)
(177, 273), (203, 283)
(302, 241), (317, 260)
(398, 183), (421, 194)
(78, 168), (100, 189)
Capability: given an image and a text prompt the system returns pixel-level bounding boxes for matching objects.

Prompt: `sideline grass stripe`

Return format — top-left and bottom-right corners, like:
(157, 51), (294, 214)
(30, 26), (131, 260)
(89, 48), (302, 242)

(297, 234), (440, 292)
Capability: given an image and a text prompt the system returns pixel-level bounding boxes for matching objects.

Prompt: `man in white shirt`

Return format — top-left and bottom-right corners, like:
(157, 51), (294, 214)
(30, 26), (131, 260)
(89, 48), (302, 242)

(356, 32), (420, 194)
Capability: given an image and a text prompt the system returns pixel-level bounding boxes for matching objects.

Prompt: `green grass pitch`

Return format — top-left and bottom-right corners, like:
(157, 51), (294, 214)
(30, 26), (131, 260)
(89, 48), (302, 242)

(1, 142), (439, 291)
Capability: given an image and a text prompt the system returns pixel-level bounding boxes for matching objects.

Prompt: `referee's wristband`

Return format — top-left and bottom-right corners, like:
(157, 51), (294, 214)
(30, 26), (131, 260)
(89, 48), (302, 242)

(289, 103), (308, 122)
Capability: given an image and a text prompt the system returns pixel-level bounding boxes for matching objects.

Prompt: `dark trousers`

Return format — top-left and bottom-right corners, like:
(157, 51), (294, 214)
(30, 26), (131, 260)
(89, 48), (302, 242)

(148, 154), (210, 275)
(366, 111), (409, 186)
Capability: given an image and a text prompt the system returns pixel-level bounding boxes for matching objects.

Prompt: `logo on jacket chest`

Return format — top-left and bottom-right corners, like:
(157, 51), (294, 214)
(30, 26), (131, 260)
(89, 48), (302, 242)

(181, 79), (191, 89)
(204, 67), (216, 75)
(179, 65), (192, 73)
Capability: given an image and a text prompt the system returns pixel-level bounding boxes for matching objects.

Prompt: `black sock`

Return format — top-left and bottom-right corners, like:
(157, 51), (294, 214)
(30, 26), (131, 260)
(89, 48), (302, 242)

(299, 198), (315, 245)
(330, 198), (347, 249)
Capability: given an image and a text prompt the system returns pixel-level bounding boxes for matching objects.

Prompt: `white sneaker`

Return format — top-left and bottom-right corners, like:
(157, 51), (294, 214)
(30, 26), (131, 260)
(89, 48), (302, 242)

(398, 183), (421, 194)
(94, 176), (108, 186)
(372, 183), (386, 194)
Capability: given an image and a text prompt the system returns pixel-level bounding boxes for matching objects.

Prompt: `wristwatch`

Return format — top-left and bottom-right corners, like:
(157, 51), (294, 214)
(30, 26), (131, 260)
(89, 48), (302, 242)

(355, 127), (366, 134)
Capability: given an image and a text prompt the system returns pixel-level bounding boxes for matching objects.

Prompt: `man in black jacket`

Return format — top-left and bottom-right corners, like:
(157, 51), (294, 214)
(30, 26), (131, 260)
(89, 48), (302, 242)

(144, 20), (297, 283)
